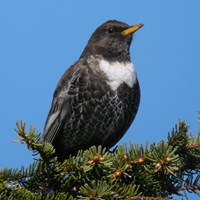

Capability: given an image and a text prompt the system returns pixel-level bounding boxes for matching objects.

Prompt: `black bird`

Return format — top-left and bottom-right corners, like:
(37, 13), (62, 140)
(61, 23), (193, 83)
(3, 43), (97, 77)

(42, 20), (143, 160)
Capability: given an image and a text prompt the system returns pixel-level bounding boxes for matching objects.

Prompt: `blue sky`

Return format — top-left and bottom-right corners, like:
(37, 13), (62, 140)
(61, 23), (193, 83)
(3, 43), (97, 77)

(0, 1), (199, 199)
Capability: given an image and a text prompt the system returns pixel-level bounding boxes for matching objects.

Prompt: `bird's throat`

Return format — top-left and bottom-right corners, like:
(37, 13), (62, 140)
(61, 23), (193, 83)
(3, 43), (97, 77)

(98, 58), (137, 90)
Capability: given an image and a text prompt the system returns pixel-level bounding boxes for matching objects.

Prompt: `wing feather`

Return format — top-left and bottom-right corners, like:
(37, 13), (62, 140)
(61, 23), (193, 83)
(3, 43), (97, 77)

(41, 62), (82, 143)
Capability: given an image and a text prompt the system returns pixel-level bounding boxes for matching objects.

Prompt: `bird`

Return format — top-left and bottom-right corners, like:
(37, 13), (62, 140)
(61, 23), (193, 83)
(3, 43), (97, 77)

(42, 20), (143, 160)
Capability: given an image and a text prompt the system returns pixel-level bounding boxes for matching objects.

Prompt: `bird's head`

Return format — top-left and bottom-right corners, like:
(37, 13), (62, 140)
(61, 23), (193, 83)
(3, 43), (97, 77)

(80, 20), (143, 62)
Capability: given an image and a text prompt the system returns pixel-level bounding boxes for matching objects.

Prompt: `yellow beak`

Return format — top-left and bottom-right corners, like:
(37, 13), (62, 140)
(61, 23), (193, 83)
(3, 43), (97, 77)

(121, 23), (144, 36)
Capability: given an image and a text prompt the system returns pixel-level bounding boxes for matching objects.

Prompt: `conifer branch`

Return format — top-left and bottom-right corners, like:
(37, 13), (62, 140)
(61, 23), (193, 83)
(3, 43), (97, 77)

(0, 120), (199, 199)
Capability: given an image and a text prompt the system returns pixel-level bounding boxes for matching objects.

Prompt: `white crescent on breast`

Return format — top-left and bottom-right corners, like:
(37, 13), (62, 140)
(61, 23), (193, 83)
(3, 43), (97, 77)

(98, 59), (137, 90)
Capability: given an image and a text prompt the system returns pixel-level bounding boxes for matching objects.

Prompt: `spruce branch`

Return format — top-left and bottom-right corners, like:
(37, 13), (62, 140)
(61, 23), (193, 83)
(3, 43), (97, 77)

(0, 120), (199, 199)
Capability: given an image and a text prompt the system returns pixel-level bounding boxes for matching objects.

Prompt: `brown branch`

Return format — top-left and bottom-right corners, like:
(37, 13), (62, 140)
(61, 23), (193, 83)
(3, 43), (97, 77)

(187, 144), (200, 149)
(178, 185), (200, 191)
(131, 197), (170, 200)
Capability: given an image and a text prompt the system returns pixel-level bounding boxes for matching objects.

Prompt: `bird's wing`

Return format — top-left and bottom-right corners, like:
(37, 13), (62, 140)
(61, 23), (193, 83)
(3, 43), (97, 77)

(41, 62), (82, 143)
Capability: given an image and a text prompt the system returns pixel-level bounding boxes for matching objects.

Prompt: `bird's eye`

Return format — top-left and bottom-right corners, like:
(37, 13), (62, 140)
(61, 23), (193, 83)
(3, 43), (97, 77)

(107, 27), (115, 34)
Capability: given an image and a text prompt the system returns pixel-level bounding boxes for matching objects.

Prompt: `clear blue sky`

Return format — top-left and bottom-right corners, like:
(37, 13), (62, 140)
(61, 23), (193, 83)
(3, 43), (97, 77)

(0, 1), (199, 199)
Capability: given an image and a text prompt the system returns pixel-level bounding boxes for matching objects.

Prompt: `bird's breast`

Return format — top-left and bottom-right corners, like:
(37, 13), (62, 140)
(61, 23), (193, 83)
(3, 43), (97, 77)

(98, 59), (137, 91)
